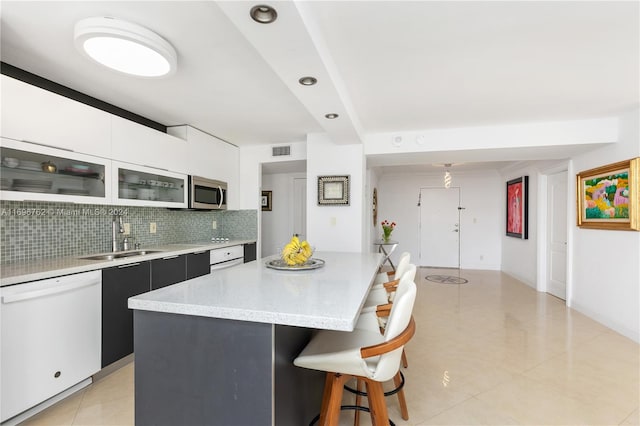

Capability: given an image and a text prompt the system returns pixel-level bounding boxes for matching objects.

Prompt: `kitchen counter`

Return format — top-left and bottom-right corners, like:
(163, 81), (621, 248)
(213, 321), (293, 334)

(0, 239), (255, 286)
(129, 251), (383, 426)
(129, 251), (383, 331)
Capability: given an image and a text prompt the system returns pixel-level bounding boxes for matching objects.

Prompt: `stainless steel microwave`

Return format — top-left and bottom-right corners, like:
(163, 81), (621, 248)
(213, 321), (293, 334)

(188, 176), (227, 210)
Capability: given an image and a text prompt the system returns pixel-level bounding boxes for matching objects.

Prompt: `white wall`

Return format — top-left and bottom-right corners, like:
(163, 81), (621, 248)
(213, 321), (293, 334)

(501, 164), (540, 288)
(239, 141), (306, 259)
(569, 107), (640, 342)
(377, 170), (502, 270)
(306, 133), (364, 252)
(238, 141), (307, 210)
(261, 172), (305, 257)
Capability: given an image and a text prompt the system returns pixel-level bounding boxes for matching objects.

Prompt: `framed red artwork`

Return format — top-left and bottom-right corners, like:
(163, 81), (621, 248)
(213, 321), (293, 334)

(506, 176), (528, 239)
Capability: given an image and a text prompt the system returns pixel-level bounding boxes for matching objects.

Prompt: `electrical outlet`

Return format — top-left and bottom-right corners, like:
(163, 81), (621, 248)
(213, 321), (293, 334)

(123, 223), (131, 235)
(330, 217), (337, 226)
(150, 222), (157, 234)
(212, 220), (217, 230)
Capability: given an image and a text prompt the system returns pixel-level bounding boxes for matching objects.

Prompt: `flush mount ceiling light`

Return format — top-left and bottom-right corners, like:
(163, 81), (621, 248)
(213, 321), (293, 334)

(74, 17), (177, 78)
(324, 113), (339, 119)
(250, 5), (278, 24)
(298, 76), (317, 86)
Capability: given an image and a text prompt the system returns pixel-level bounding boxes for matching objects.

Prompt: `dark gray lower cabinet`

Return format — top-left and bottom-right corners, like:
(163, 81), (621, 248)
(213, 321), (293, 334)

(244, 242), (257, 263)
(102, 261), (151, 368)
(186, 251), (210, 279)
(151, 254), (186, 290)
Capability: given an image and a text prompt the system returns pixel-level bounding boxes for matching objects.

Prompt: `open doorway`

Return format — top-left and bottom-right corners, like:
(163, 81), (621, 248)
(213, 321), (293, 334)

(261, 160), (307, 257)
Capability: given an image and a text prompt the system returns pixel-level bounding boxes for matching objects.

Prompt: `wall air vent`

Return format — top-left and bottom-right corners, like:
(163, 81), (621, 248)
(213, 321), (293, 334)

(272, 145), (291, 157)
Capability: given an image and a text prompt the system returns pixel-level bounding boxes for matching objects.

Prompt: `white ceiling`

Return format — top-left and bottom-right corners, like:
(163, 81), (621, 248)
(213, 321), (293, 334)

(1, 1), (638, 172)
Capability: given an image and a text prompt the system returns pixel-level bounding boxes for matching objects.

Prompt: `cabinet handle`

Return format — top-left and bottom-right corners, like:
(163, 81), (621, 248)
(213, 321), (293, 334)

(22, 139), (74, 152)
(162, 255), (180, 260)
(193, 250), (208, 255)
(117, 262), (141, 269)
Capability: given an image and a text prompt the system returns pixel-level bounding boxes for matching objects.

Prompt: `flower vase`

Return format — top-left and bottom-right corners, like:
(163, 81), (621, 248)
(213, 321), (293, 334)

(382, 232), (392, 243)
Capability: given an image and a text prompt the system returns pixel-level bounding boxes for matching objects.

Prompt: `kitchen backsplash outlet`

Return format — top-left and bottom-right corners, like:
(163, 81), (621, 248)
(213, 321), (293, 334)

(0, 200), (257, 264)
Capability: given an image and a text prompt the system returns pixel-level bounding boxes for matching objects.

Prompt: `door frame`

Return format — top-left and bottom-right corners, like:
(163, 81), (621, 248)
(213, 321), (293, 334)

(536, 161), (572, 305)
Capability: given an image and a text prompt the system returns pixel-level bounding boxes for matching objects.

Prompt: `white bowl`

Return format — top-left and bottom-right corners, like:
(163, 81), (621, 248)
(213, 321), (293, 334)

(124, 174), (140, 184)
(119, 188), (137, 198)
(3, 157), (19, 168)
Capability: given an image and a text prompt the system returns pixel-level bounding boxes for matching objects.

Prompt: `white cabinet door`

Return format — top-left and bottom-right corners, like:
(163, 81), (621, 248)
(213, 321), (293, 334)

(111, 116), (187, 173)
(112, 160), (188, 208)
(169, 125), (239, 209)
(1, 75), (111, 158)
(1, 138), (112, 204)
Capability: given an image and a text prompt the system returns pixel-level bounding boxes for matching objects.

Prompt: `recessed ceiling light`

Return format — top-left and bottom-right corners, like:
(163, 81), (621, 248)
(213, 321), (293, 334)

(298, 76), (317, 86)
(325, 113), (339, 119)
(74, 17), (177, 78)
(250, 5), (278, 24)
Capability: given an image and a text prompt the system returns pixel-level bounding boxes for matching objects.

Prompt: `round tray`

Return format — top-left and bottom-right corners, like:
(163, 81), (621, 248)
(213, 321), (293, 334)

(265, 258), (325, 271)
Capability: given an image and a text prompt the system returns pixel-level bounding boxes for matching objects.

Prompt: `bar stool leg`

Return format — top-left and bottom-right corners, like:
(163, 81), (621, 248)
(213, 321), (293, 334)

(393, 372), (409, 420)
(401, 349), (408, 368)
(365, 379), (390, 426)
(319, 373), (349, 426)
(353, 378), (363, 426)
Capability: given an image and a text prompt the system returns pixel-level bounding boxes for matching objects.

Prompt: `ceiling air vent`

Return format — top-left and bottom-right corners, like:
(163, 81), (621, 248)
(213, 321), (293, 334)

(272, 145), (291, 157)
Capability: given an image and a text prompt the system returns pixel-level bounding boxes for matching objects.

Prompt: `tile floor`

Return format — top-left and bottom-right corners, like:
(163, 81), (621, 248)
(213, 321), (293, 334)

(21, 268), (639, 425)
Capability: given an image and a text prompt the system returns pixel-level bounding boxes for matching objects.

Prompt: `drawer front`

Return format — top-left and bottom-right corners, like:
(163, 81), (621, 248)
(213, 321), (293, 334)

(210, 245), (244, 264)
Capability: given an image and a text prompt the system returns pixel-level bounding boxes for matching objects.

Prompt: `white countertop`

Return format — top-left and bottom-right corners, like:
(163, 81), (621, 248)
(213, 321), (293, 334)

(128, 251), (383, 331)
(0, 240), (255, 286)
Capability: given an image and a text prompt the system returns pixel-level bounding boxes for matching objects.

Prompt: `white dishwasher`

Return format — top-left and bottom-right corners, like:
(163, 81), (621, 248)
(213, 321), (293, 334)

(210, 245), (244, 271)
(1, 270), (101, 423)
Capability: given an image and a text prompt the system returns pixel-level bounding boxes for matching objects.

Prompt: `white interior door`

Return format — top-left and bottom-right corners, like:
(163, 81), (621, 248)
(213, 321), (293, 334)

(292, 178), (307, 240)
(420, 187), (460, 268)
(547, 171), (568, 300)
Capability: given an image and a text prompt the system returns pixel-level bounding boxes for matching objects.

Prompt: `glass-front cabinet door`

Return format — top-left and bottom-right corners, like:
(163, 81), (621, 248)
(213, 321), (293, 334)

(0, 138), (110, 203)
(112, 161), (187, 208)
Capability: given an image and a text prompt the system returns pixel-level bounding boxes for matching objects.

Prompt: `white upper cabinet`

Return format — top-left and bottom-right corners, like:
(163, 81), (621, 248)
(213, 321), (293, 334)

(1, 137), (112, 204)
(168, 125), (239, 209)
(111, 116), (187, 173)
(1, 75), (111, 158)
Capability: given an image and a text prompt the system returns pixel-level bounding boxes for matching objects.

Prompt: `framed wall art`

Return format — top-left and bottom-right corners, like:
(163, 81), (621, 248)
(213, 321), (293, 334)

(261, 190), (272, 211)
(318, 175), (349, 206)
(576, 158), (639, 231)
(506, 176), (528, 239)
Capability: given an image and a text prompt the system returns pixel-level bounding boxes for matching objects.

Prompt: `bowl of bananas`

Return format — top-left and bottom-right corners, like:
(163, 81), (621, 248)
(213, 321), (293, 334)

(265, 235), (325, 270)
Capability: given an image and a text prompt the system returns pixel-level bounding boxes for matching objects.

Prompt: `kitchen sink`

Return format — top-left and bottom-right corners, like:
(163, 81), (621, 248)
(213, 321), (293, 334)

(78, 250), (164, 261)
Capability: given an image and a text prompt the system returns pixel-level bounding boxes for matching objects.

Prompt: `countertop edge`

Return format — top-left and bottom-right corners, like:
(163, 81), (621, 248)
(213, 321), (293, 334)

(128, 300), (355, 331)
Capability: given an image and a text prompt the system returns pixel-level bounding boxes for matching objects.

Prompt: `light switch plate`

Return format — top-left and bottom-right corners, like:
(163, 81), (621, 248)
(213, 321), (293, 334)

(150, 222), (157, 234)
(212, 220), (217, 229)
(123, 223), (131, 235)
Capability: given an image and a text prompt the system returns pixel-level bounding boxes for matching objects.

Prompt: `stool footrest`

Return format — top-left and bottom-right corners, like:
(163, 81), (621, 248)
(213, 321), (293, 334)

(344, 372), (405, 397)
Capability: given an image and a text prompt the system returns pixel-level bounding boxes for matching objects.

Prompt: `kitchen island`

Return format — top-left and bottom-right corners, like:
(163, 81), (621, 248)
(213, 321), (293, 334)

(128, 251), (383, 426)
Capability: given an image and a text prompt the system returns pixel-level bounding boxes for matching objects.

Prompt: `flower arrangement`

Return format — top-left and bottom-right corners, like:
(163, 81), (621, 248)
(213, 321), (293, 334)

(381, 220), (396, 242)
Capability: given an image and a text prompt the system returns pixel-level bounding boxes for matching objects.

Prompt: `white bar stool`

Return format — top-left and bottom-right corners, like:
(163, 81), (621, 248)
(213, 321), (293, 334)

(294, 276), (417, 426)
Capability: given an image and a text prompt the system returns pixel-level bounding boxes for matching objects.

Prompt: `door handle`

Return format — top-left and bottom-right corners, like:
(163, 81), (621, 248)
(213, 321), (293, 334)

(453, 229), (459, 232)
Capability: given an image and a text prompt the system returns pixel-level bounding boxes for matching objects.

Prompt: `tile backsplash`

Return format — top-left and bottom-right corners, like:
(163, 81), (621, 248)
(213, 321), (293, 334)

(0, 200), (257, 264)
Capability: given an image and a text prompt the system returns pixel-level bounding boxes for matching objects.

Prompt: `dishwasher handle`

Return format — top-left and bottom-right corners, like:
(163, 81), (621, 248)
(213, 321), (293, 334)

(2, 277), (100, 304)
(210, 258), (244, 271)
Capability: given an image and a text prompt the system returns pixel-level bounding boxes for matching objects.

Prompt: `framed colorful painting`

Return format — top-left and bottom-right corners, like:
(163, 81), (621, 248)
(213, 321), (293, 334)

(506, 176), (528, 239)
(576, 158), (639, 231)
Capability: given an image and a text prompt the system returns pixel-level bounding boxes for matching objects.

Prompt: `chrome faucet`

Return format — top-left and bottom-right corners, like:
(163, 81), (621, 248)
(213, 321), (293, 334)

(112, 214), (124, 252)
